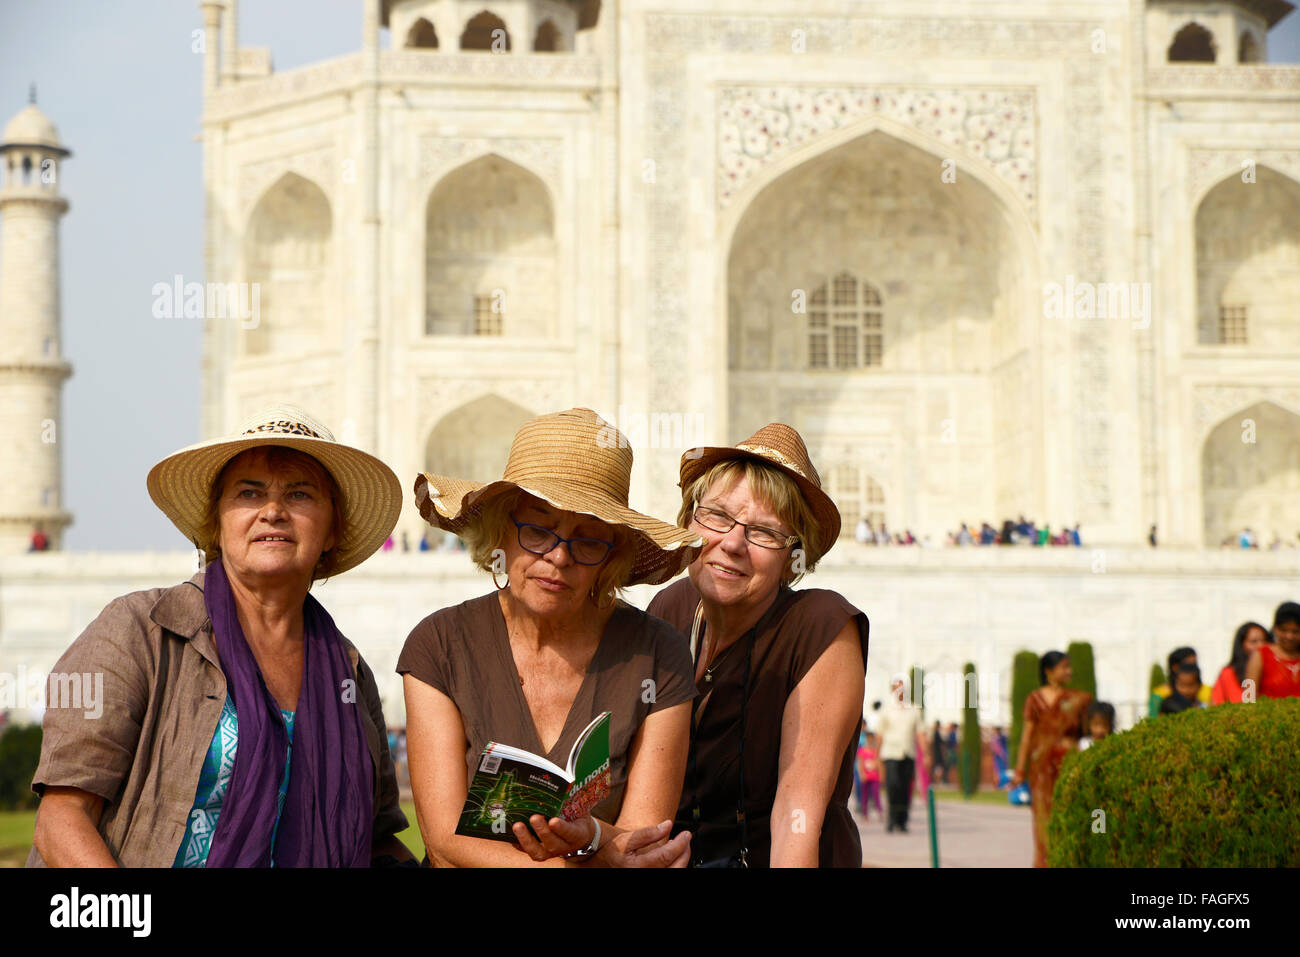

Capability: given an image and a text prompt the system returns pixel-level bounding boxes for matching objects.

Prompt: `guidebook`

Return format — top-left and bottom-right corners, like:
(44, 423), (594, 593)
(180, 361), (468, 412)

(456, 711), (612, 842)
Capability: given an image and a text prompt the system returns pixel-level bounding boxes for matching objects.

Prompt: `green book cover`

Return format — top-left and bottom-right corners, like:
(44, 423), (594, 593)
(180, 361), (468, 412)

(456, 711), (612, 842)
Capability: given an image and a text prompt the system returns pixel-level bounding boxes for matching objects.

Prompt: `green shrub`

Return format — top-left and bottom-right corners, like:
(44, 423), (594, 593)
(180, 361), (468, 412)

(0, 723), (42, 811)
(1066, 641), (1096, 699)
(959, 662), (980, 796)
(1149, 662), (1166, 692)
(1009, 651), (1038, 769)
(1048, 699), (1300, 866)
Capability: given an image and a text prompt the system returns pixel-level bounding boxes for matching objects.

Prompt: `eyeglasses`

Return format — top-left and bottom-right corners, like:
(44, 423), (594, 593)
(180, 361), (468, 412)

(510, 516), (614, 565)
(691, 504), (797, 550)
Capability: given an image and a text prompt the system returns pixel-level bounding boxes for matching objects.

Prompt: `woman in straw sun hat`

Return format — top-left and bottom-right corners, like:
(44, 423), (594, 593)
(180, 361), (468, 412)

(399, 407), (704, 867)
(646, 422), (869, 867)
(29, 405), (413, 868)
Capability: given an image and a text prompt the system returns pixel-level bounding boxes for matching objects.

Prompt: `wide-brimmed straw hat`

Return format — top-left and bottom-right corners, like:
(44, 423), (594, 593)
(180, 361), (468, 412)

(147, 405), (401, 576)
(679, 423), (842, 560)
(414, 407), (703, 586)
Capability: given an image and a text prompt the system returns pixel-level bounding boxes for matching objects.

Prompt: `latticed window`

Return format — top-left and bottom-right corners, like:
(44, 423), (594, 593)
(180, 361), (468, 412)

(808, 273), (883, 369)
(473, 294), (503, 335)
(1218, 305), (1247, 344)
(829, 465), (885, 539)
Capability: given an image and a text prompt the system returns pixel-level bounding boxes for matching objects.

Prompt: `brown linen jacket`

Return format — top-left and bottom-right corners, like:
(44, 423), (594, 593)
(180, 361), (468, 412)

(27, 571), (407, 867)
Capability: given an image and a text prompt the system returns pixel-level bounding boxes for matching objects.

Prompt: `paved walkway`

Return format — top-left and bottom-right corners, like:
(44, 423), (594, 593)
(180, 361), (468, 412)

(855, 795), (1033, 868)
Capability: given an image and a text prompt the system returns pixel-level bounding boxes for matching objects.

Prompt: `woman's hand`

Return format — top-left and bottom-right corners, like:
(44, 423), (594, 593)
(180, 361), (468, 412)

(602, 821), (691, 868)
(1011, 768), (1025, 786)
(511, 814), (596, 861)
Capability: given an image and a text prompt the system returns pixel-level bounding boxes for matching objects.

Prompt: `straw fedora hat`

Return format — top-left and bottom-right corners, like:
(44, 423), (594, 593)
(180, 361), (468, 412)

(414, 408), (703, 586)
(147, 405), (401, 576)
(679, 423), (842, 560)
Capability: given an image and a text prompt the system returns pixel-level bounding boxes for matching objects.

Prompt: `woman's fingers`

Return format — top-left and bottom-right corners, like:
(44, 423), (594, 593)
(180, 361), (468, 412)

(545, 816), (589, 849)
(512, 820), (547, 859)
(622, 820), (672, 854)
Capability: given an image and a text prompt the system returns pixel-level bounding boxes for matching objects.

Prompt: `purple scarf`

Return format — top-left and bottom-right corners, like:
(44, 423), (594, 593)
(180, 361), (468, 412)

(203, 559), (373, 867)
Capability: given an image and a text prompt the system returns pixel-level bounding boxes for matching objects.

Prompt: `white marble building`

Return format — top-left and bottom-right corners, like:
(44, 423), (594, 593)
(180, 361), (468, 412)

(2, 0), (1299, 728)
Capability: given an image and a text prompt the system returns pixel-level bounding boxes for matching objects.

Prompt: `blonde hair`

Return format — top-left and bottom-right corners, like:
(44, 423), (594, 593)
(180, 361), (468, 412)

(197, 446), (346, 581)
(460, 488), (637, 609)
(677, 458), (824, 584)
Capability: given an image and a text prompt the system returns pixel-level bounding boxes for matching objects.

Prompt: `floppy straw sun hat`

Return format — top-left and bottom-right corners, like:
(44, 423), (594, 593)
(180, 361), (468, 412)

(414, 407), (703, 586)
(679, 422), (842, 561)
(147, 405), (402, 576)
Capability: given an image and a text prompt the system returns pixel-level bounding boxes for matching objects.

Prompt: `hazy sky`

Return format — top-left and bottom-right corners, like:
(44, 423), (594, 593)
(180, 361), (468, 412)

(2, 2), (1298, 552)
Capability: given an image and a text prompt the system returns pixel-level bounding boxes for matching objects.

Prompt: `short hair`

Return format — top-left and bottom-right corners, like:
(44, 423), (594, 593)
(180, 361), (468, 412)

(1038, 650), (1068, 685)
(1174, 663), (1202, 685)
(197, 446), (346, 581)
(1087, 701), (1115, 732)
(1167, 646), (1197, 677)
(677, 458), (823, 584)
(460, 488), (636, 609)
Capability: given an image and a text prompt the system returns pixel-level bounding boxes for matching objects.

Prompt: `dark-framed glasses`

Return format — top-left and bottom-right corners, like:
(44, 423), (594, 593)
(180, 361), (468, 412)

(691, 504), (798, 550)
(510, 516), (614, 565)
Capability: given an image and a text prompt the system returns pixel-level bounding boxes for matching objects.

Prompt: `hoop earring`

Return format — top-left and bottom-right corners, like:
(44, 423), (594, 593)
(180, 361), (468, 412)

(493, 568), (509, 590)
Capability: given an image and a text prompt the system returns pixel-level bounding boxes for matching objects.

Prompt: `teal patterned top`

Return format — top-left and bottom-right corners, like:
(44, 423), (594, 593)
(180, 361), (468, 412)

(174, 694), (295, 868)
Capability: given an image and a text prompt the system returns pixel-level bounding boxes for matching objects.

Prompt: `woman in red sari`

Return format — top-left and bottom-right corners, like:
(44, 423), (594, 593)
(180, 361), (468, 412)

(1012, 651), (1091, 868)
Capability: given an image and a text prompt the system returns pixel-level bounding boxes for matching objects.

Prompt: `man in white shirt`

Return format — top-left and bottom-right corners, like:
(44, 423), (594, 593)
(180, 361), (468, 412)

(876, 677), (923, 833)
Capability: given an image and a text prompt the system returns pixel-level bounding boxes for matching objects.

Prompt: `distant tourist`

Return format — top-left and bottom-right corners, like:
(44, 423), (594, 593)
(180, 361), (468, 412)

(1211, 621), (1268, 704)
(1160, 664), (1205, 715)
(1245, 602), (1300, 699)
(1013, 651), (1091, 867)
(1150, 647), (1211, 715)
(855, 517), (871, 544)
(1149, 524), (1158, 547)
(878, 678), (923, 833)
(1079, 702), (1115, 750)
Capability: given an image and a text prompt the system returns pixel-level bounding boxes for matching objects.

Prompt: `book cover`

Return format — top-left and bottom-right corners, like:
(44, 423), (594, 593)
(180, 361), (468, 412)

(456, 712), (612, 843)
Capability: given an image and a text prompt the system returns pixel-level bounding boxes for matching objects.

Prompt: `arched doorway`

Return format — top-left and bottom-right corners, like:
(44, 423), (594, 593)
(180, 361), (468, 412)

(725, 130), (1036, 540)
(243, 172), (333, 356)
(1203, 401), (1300, 547)
(1195, 166), (1300, 347)
(423, 394), (534, 541)
(424, 155), (556, 338)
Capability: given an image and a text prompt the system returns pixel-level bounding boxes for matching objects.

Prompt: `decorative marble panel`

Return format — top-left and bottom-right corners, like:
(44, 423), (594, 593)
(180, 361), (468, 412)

(717, 86), (1036, 217)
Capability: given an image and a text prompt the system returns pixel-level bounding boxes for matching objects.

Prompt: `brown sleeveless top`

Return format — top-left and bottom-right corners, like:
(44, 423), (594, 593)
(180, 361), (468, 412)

(397, 591), (696, 824)
(647, 577), (869, 867)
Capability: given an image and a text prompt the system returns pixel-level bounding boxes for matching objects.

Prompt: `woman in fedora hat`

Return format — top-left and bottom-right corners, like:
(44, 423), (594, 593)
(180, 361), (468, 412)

(399, 408), (703, 867)
(646, 423), (869, 867)
(29, 406), (412, 868)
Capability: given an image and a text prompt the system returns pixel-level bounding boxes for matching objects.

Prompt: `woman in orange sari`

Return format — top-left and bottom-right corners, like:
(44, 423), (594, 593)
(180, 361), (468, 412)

(1012, 651), (1091, 867)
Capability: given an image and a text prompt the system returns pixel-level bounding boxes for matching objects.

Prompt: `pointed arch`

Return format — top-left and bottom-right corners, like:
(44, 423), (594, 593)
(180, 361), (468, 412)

(1194, 165), (1300, 346)
(722, 123), (1043, 538)
(1169, 22), (1217, 62)
(423, 154), (556, 337)
(406, 17), (438, 49)
(243, 172), (333, 356)
(1202, 401), (1300, 547)
(461, 10), (510, 51)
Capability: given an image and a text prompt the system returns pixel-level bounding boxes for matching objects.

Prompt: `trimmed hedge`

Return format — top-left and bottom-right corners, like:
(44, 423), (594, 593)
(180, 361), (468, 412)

(1048, 699), (1300, 866)
(1065, 641), (1096, 700)
(1149, 662), (1166, 692)
(959, 662), (981, 796)
(1008, 651), (1038, 769)
(0, 723), (42, 811)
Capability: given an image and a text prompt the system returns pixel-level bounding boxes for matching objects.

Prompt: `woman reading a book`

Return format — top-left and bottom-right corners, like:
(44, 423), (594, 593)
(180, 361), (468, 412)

(399, 409), (703, 866)
(646, 424), (869, 866)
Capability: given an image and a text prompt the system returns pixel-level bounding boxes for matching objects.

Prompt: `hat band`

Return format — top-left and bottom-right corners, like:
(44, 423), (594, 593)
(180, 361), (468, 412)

(737, 442), (811, 482)
(242, 420), (326, 440)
